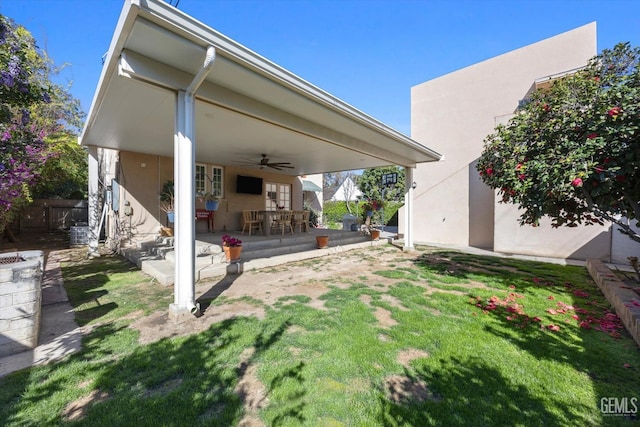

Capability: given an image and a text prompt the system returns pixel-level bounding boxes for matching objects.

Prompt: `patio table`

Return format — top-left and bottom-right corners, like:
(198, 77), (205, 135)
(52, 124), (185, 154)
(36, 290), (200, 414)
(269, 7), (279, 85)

(258, 210), (292, 236)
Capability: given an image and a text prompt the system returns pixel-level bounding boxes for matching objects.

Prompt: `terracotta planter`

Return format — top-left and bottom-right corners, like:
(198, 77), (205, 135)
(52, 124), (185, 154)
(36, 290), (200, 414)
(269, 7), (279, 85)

(316, 235), (329, 249)
(370, 230), (381, 241)
(224, 245), (242, 262)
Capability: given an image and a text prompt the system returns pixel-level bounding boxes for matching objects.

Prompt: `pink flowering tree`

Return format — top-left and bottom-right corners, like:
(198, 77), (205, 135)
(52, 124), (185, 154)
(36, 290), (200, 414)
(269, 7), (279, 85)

(0, 15), (84, 234)
(477, 42), (640, 243)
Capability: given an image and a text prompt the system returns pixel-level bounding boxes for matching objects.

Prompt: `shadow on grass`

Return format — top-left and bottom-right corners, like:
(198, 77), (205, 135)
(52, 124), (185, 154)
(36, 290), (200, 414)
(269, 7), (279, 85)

(2, 313), (301, 425)
(376, 356), (582, 426)
(61, 255), (140, 325)
(197, 272), (243, 313)
(411, 250), (639, 425)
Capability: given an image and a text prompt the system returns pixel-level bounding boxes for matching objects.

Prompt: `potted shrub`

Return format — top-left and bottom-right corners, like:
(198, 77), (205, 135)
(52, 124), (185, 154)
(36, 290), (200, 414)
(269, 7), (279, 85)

(159, 180), (175, 223)
(221, 234), (242, 262)
(198, 191), (220, 211)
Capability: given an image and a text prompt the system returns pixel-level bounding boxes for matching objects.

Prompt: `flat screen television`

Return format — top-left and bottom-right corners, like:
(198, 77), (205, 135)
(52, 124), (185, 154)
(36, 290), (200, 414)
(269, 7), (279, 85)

(236, 175), (263, 195)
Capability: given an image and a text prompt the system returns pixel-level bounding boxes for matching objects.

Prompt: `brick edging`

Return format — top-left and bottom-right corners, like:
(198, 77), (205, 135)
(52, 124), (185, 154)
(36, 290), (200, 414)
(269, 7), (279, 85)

(586, 259), (640, 347)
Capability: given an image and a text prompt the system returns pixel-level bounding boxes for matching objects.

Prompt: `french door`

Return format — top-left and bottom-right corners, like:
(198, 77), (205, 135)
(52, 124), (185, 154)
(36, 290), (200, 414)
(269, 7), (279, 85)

(265, 182), (291, 210)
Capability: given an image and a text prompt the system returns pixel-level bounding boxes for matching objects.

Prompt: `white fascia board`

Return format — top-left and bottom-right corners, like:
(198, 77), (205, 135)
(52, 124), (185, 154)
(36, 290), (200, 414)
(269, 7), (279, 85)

(80, 0), (141, 146)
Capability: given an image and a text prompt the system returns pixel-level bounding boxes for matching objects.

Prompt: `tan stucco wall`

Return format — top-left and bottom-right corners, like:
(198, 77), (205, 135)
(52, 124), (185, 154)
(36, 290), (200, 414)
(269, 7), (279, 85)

(410, 22), (612, 260)
(112, 151), (303, 242)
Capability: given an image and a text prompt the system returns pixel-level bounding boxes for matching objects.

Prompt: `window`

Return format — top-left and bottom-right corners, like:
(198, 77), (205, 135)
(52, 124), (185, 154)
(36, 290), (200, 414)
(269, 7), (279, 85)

(265, 182), (290, 210)
(195, 164), (206, 195)
(210, 165), (224, 198)
(196, 164), (224, 197)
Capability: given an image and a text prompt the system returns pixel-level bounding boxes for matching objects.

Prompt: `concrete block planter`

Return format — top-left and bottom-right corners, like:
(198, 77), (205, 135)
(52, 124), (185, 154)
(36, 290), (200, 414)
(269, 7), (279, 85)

(586, 259), (640, 347)
(0, 250), (44, 357)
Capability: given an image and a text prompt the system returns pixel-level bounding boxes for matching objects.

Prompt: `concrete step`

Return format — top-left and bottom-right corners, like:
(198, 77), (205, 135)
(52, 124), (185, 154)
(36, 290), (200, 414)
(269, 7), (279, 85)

(121, 231), (387, 286)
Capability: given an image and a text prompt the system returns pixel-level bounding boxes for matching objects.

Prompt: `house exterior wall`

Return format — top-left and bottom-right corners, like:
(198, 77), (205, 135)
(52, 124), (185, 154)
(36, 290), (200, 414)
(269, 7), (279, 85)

(103, 150), (303, 245)
(409, 22), (615, 260)
(331, 177), (363, 202)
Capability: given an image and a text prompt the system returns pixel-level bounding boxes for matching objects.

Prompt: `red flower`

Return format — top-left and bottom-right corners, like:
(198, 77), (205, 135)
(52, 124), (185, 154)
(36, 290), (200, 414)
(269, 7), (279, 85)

(221, 234), (242, 247)
(587, 133), (598, 139)
(518, 174), (526, 181)
(485, 167), (494, 176)
(547, 324), (560, 331)
(570, 177), (583, 187)
(607, 106), (622, 118)
(543, 104), (551, 112)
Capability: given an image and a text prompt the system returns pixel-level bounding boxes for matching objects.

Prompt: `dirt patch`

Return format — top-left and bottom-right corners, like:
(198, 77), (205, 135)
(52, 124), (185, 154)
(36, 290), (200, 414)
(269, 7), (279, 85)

(62, 389), (110, 422)
(397, 348), (430, 367)
(380, 294), (409, 311)
(131, 301), (265, 345)
(373, 307), (398, 329)
(359, 294), (398, 328)
(235, 347), (268, 427)
(384, 374), (440, 404)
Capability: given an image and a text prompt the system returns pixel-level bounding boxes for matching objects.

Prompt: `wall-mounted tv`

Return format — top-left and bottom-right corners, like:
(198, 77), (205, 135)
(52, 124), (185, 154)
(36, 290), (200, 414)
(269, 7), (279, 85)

(236, 175), (263, 195)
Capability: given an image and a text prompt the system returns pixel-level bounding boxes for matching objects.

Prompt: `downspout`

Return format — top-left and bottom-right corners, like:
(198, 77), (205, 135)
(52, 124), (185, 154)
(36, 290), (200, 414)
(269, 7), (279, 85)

(187, 46), (216, 93)
(175, 46), (216, 319)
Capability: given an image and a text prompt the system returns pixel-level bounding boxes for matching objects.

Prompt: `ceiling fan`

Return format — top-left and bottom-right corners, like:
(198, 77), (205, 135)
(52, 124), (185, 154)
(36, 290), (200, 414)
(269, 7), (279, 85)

(243, 154), (294, 171)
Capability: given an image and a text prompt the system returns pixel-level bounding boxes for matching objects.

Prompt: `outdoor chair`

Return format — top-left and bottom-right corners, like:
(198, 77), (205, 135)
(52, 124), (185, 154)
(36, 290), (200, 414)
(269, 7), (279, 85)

(293, 210), (310, 233)
(242, 210), (263, 235)
(271, 210), (293, 236)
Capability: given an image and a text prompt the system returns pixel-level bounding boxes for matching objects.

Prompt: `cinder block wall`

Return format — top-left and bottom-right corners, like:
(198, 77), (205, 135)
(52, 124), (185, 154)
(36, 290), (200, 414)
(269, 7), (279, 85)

(0, 251), (44, 357)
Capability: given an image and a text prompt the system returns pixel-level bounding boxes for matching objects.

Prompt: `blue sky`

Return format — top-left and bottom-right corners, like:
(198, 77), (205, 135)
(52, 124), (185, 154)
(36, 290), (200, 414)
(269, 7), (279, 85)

(1, 0), (639, 135)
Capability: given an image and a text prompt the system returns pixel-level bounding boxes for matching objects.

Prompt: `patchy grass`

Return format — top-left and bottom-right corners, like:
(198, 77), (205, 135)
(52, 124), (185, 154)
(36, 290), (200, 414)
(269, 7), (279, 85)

(1, 247), (639, 426)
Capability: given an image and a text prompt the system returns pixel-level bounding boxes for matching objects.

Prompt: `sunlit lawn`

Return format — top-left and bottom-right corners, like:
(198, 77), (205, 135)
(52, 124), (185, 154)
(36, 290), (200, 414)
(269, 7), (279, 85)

(1, 245), (639, 426)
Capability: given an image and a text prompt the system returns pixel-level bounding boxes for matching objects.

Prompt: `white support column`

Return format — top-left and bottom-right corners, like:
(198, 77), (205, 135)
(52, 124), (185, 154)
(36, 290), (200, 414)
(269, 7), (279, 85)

(87, 145), (100, 256)
(169, 90), (198, 323)
(404, 167), (415, 252)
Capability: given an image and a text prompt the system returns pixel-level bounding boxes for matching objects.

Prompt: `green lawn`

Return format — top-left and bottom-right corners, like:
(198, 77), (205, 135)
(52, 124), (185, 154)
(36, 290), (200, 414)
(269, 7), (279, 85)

(1, 246), (638, 426)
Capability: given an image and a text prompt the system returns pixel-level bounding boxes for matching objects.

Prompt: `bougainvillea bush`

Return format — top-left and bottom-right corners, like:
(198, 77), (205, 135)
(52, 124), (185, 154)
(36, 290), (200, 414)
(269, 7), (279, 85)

(0, 15), (53, 232)
(0, 15), (84, 234)
(477, 42), (640, 242)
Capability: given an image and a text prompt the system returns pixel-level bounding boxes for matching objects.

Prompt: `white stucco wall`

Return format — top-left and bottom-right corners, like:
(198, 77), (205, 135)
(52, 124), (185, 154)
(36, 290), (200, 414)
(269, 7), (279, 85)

(409, 22), (612, 260)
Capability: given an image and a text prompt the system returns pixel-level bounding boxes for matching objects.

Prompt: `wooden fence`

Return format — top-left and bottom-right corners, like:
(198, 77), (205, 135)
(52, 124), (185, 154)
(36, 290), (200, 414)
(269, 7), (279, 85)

(19, 199), (89, 232)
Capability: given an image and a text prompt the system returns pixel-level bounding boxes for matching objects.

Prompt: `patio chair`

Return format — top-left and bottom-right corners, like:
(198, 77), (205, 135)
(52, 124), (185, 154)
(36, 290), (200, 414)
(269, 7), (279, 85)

(271, 210), (293, 236)
(242, 210), (263, 235)
(293, 210), (310, 233)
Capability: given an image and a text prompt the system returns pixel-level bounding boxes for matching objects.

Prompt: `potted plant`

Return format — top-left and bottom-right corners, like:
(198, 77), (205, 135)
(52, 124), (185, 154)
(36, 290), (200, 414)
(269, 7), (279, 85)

(369, 227), (381, 241)
(315, 235), (329, 249)
(221, 234), (242, 262)
(159, 180), (175, 223)
(198, 191), (220, 211)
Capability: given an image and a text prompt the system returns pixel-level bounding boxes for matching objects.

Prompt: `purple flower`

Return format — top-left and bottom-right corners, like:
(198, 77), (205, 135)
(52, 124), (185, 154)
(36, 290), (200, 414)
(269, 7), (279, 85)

(0, 21), (7, 44)
(20, 109), (30, 126)
(0, 70), (14, 87)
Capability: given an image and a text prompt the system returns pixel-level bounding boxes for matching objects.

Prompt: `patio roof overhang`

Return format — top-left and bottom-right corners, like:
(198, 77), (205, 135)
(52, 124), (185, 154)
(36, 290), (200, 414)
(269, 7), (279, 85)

(79, 0), (442, 174)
